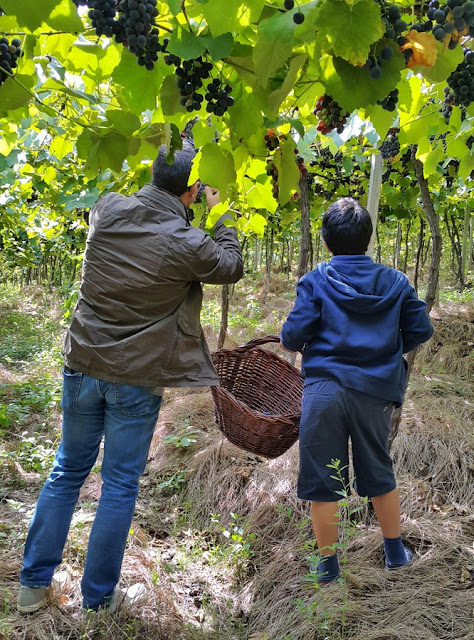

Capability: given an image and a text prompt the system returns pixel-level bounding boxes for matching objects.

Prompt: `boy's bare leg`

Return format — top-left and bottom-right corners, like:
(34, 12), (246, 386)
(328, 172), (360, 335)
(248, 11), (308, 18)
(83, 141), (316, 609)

(371, 488), (401, 538)
(311, 501), (340, 555)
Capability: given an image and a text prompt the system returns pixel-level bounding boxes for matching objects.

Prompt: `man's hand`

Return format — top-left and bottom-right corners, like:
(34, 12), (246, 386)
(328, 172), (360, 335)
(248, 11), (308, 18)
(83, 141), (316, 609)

(204, 186), (220, 210)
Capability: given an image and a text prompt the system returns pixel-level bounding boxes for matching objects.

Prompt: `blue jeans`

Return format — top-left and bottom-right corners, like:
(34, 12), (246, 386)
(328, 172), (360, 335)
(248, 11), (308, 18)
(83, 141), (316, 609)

(20, 370), (162, 610)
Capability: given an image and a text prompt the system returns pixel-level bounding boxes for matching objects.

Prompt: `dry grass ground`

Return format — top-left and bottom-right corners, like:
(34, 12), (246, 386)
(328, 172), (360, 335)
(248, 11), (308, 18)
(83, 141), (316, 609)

(0, 278), (473, 640)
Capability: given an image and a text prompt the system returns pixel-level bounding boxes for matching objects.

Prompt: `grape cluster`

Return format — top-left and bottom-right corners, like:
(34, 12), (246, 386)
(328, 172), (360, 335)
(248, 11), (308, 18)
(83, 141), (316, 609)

(365, 45), (394, 80)
(205, 79), (234, 116)
(177, 57), (212, 112)
(313, 95), (349, 135)
(411, 19), (435, 32)
(264, 130), (279, 151)
(266, 159), (279, 199)
(88, 0), (117, 38)
(164, 53), (233, 116)
(377, 88), (399, 111)
(0, 37), (24, 85)
(297, 155), (308, 177)
(116, 0), (158, 50)
(447, 47), (474, 106)
(429, 0), (474, 47)
(441, 86), (455, 121)
(182, 117), (198, 140)
(283, 0), (305, 24)
(382, 4), (408, 40)
(380, 132), (400, 160)
(80, 0), (164, 69)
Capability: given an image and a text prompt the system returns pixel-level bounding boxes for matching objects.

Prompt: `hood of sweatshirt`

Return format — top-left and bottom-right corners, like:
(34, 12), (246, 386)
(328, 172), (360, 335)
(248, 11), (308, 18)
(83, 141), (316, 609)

(317, 255), (408, 315)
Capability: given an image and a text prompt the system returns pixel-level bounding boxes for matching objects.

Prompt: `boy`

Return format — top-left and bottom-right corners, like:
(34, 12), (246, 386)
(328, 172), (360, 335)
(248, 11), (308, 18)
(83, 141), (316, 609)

(280, 197), (433, 585)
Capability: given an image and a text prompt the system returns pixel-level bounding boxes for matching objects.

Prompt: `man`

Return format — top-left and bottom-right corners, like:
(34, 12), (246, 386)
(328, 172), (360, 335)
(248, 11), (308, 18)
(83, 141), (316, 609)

(17, 140), (243, 612)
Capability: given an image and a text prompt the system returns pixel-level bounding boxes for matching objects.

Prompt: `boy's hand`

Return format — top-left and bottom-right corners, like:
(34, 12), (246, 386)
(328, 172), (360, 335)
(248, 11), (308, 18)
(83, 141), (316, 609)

(204, 186), (220, 210)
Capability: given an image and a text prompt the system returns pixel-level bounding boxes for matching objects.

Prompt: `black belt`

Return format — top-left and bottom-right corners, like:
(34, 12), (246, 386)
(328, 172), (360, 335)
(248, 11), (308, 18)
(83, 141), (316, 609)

(64, 366), (77, 374)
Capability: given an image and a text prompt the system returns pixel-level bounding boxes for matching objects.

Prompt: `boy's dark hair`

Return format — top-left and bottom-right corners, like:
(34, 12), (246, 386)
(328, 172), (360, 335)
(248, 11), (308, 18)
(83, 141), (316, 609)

(151, 140), (196, 197)
(321, 197), (373, 255)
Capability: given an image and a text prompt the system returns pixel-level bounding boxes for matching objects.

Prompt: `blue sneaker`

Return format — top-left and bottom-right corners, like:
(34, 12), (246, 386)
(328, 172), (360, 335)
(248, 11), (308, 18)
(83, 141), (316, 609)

(386, 544), (413, 570)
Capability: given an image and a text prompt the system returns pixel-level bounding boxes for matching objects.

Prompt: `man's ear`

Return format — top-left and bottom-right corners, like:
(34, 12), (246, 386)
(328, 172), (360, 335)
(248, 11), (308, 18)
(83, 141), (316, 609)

(188, 181), (200, 200)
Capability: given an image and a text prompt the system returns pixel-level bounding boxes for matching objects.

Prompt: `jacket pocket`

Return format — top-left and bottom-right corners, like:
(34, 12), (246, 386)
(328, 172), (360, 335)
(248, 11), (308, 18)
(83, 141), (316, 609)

(176, 281), (202, 337)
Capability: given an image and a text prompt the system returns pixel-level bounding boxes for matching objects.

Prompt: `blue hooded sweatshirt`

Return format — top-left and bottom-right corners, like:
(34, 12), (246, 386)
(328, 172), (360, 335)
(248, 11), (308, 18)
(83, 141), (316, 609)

(280, 255), (434, 406)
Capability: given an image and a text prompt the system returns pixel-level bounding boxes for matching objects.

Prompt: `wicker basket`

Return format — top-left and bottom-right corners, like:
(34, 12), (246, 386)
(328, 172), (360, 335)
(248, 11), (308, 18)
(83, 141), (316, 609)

(211, 335), (303, 459)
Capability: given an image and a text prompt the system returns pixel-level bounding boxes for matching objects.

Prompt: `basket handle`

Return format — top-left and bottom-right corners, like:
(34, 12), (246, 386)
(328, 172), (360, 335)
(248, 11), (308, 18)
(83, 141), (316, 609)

(238, 334), (281, 351)
(237, 334), (305, 355)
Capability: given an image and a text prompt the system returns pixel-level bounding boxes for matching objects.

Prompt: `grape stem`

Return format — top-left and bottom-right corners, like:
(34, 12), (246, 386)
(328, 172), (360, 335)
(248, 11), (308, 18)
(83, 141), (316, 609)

(180, 1), (193, 34)
(400, 108), (440, 129)
(153, 23), (173, 34)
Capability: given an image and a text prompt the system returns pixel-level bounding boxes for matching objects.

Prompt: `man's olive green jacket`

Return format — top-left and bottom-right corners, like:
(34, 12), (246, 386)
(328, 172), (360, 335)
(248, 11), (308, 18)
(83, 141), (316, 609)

(62, 184), (243, 394)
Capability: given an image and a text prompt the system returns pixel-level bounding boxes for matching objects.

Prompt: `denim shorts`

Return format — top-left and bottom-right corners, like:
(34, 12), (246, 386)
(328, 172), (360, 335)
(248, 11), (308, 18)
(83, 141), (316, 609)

(297, 379), (396, 502)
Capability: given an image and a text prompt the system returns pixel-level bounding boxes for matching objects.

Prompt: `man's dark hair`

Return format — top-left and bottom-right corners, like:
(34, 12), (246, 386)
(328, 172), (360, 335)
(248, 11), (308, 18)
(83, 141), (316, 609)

(321, 197), (373, 255)
(151, 140), (197, 197)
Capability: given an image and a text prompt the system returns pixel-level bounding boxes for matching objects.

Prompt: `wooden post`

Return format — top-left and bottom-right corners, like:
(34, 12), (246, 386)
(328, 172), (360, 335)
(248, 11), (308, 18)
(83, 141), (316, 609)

(366, 153), (383, 259)
(462, 203), (471, 280)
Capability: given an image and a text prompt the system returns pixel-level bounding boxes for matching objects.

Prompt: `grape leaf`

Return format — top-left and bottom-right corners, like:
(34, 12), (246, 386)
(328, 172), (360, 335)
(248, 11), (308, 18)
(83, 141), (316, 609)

(202, 33), (234, 61)
(0, 75), (34, 110)
(259, 1), (318, 43)
(273, 138), (299, 205)
(244, 179), (278, 214)
(320, 52), (404, 112)
(202, 0), (242, 37)
(113, 52), (162, 114)
(314, 0), (384, 65)
(0, 0), (61, 31)
(459, 151), (474, 179)
(77, 129), (128, 174)
(42, 0), (84, 32)
(167, 29), (207, 61)
(253, 37), (293, 89)
(417, 42), (464, 83)
(197, 144), (236, 195)
(106, 111), (141, 136)
(247, 212), (268, 235)
(228, 89), (264, 144)
(267, 54), (307, 117)
(160, 74), (186, 117)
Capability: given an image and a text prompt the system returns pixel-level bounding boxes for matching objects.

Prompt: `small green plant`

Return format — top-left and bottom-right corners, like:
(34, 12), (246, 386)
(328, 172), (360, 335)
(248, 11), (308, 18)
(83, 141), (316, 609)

(162, 419), (199, 449)
(157, 470), (189, 492)
(1, 432), (57, 473)
(210, 512), (255, 580)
